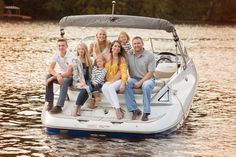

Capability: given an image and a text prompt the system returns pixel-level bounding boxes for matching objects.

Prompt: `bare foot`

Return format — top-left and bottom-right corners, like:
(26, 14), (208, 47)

(72, 105), (81, 116)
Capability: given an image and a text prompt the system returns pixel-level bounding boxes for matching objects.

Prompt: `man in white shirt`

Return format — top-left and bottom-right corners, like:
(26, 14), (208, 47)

(45, 38), (75, 114)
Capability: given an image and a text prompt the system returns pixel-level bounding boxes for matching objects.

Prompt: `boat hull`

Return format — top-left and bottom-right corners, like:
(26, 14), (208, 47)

(41, 59), (198, 138)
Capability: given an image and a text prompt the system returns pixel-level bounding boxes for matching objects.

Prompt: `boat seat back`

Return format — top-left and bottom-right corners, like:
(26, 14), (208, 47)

(154, 62), (177, 79)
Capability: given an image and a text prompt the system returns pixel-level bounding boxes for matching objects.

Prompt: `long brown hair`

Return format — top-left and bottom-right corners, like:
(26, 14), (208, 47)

(110, 40), (126, 66)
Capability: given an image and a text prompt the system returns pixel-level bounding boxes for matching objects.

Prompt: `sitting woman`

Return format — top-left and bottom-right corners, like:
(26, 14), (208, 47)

(102, 40), (128, 120)
(88, 28), (111, 59)
(72, 42), (92, 116)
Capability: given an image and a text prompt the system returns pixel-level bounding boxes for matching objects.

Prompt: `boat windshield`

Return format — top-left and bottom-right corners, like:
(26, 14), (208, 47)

(81, 35), (181, 56)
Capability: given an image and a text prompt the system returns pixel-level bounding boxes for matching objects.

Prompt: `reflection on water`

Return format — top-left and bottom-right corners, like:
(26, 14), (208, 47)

(0, 21), (236, 156)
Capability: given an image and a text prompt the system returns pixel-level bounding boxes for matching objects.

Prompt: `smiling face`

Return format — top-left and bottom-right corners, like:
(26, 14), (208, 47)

(96, 57), (105, 68)
(96, 29), (107, 42)
(58, 41), (68, 54)
(111, 41), (121, 54)
(132, 37), (144, 53)
(119, 34), (128, 44)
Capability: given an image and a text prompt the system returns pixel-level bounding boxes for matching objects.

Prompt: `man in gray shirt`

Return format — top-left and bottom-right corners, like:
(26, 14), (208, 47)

(125, 36), (156, 121)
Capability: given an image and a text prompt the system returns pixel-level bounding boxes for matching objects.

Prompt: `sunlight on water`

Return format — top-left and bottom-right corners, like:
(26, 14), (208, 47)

(0, 21), (236, 156)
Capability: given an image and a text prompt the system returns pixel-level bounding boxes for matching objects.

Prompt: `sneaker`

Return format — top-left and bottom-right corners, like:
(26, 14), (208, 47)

(50, 106), (62, 114)
(132, 109), (142, 120)
(46, 102), (53, 111)
(141, 113), (150, 121)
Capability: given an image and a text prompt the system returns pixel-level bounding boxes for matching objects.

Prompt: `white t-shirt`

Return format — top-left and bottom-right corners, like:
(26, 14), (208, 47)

(51, 51), (76, 73)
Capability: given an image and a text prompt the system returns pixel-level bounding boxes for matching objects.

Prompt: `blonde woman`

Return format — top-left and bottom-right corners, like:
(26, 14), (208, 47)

(88, 28), (111, 59)
(102, 40), (128, 120)
(72, 42), (93, 116)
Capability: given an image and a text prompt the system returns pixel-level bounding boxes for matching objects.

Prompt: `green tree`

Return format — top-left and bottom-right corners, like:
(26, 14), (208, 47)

(0, 0), (4, 15)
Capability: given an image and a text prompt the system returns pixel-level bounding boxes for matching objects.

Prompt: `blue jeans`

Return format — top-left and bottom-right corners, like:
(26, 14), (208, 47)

(45, 74), (73, 107)
(125, 78), (155, 113)
(76, 80), (103, 106)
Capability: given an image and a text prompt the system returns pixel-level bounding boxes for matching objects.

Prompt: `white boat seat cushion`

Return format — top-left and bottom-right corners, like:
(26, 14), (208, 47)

(154, 62), (177, 79)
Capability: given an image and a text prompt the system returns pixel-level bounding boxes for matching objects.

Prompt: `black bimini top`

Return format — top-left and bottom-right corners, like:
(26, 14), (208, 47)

(59, 14), (175, 32)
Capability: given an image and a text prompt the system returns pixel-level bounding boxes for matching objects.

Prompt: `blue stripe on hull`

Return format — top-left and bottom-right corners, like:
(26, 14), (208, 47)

(45, 127), (176, 138)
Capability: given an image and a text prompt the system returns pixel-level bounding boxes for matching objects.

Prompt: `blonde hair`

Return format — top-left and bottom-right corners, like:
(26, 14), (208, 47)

(118, 31), (130, 43)
(93, 54), (105, 67)
(77, 42), (92, 69)
(94, 28), (110, 53)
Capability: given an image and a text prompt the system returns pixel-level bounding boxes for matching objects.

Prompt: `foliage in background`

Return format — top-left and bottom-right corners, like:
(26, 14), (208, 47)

(3, 0), (236, 23)
(0, 0), (4, 14)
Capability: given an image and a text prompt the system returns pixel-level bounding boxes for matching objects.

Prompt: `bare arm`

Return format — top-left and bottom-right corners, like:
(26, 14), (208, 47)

(48, 61), (73, 85)
(48, 61), (57, 76)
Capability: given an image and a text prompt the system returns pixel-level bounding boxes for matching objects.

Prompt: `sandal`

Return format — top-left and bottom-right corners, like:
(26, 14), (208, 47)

(115, 108), (124, 120)
(88, 98), (97, 109)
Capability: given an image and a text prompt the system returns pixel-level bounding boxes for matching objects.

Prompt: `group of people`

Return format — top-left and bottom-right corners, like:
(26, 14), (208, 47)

(45, 28), (156, 121)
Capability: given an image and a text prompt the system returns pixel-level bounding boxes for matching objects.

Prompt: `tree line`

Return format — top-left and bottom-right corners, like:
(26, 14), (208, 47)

(1, 0), (236, 23)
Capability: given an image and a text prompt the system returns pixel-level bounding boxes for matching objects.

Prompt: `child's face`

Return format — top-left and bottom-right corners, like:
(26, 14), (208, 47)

(96, 58), (104, 68)
(119, 34), (128, 44)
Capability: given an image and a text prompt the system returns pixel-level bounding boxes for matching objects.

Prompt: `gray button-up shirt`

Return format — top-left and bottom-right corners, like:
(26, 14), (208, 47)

(126, 49), (156, 79)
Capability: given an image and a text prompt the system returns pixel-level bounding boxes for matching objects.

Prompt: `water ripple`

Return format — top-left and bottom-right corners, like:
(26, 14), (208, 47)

(0, 21), (236, 156)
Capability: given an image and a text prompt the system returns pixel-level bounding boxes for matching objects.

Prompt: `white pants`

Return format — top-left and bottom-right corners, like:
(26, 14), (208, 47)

(102, 80), (121, 109)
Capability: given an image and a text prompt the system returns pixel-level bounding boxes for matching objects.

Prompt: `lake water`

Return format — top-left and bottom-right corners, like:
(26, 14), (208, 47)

(0, 21), (236, 157)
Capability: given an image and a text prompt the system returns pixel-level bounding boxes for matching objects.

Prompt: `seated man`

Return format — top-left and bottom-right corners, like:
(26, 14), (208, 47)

(45, 38), (75, 114)
(125, 36), (156, 121)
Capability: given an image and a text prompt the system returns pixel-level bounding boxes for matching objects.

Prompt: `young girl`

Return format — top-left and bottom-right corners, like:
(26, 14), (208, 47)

(89, 55), (107, 107)
(72, 42), (92, 116)
(118, 31), (132, 53)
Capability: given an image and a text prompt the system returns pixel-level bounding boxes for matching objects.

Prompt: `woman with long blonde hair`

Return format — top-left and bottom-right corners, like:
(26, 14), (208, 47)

(88, 28), (111, 59)
(72, 42), (93, 116)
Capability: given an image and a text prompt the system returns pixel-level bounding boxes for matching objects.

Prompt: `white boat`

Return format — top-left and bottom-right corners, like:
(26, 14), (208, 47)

(41, 12), (198, 138)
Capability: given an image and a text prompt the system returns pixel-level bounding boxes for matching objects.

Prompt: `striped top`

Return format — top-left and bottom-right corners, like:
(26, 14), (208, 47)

(121, 42), (132, 53)
(91, 66), (107, 84)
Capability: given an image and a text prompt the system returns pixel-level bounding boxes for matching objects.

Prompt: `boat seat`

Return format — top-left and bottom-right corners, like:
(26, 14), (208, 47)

(154, 62), (177, 79)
